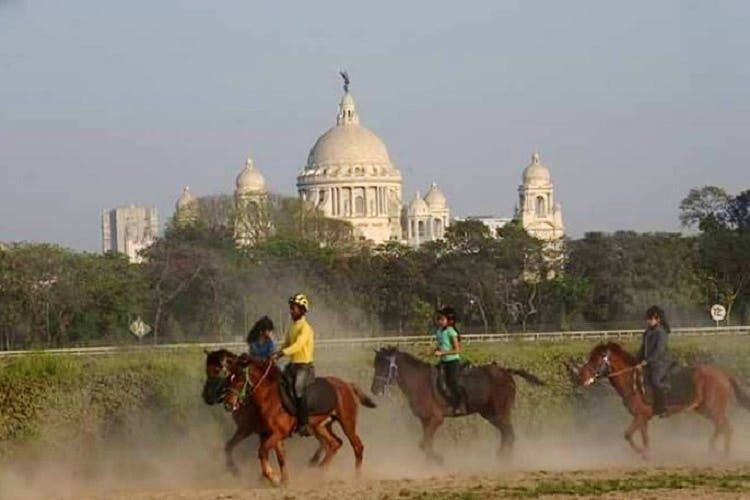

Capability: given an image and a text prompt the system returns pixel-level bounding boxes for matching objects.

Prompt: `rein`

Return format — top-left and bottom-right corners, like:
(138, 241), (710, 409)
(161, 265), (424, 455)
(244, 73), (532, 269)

(251, 359), (275, 394)
(607, 364), (642, 379)
(228, 359), (275, 407)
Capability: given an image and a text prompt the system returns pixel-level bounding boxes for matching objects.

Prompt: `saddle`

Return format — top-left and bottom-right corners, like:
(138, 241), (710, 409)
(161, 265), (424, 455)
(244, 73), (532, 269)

(278, 373), (337, 417)
(431, 362), (478, 409)
(635, 363), (696, 407)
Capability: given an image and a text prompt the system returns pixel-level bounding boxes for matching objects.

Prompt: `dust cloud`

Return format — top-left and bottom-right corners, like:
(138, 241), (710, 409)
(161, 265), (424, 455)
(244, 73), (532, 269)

(3, 376), (750, 499)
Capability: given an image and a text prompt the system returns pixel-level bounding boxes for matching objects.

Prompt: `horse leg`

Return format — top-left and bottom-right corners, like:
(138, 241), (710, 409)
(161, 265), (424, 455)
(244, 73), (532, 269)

(710, 415), (732, 458)
(313, 417), (343, 468)
(722, 417), (733, 458)
(275, 440), (289, 484)
(624, 415), (648, 459)
(419, 415), (444, 464)
(336, 410), (365, 473)
(309, 431), (327, 467)
(481, 410), (514, 461)
(258, 432), (283, 486)
(308, 420), (342, 467)
(638, 419), (650, 455)
(224, 426), (252, 476)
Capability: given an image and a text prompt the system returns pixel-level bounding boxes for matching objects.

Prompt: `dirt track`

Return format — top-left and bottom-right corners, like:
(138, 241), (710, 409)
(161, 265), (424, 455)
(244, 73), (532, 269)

(76, 465), (750, 499)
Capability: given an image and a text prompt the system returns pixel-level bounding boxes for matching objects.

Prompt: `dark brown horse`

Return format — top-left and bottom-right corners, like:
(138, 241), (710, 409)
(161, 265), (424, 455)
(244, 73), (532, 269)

(578, 342), (750, 458)
(223, 356), (376, 485)
(370, 346), (544, 463)
(201, 349), (341, 475)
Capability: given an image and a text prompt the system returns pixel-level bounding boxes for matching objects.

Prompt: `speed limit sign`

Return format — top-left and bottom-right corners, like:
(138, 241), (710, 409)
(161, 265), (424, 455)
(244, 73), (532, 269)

(710, 304), (726, 325)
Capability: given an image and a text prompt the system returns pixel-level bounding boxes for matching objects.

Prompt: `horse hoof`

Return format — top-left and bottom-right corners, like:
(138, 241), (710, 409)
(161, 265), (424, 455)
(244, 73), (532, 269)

(268, 476), (281, 487)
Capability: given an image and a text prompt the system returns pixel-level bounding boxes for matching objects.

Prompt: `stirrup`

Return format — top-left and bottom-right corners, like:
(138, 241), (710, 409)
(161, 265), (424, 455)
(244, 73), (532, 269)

(296, 424), (311, 436)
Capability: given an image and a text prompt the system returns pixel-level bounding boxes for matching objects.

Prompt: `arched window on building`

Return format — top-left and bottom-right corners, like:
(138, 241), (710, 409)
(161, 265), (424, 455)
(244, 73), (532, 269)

(418, 220), (426, 238)
(354, 195), (365, 216)
(535, 196), (546, 217)
(434, 218), (443, 238)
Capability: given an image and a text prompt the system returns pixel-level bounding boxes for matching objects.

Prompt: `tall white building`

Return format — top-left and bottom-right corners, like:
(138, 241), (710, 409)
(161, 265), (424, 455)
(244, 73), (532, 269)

(518, 153), (564, 241)
(404, 183), (451, 246)
(233, 156), (270, 247)
(296, 87), (405, 243)
(101, 205), (158, 263)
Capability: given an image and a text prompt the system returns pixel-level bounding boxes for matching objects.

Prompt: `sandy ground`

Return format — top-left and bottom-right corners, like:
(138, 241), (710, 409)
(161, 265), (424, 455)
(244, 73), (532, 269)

(5, 396), (750, 499)
(72, 465), (750, 499)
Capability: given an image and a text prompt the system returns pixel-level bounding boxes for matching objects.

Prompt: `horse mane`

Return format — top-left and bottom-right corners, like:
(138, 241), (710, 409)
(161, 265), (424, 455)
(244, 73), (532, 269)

(233, 354), (281, 378)
(206, 348), (237, 366)
(596, 342), (638, 365)
(378, 346), (429, 368)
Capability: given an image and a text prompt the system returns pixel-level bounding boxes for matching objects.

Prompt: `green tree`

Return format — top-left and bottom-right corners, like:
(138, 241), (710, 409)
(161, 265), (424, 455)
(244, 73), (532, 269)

(679, 186), (730, 231)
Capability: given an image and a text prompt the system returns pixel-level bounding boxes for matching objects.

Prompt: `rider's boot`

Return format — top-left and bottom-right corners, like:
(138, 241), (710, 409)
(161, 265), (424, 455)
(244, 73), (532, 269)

(652, 388), (668, 418)
(452, 392), (468, 416)
(295, 397), (311, 436)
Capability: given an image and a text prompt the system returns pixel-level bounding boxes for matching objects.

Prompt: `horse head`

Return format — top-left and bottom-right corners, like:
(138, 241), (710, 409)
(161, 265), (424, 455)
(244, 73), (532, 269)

(579, 342), (635, 387)
(579, 343), (614, 387)
(223, 355), (276, 413)
(371, 345), (400, 396)
(201, 348), (237, 405)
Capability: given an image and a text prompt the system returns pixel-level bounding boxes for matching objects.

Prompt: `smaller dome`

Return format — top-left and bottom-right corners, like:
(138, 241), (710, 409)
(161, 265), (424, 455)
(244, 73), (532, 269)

(408, 191), (430, 215)
(176, 186), (196, 210)
(522, 152), (551, 185)
(424, 182), (447, 209)
(236, 157), (266, 193)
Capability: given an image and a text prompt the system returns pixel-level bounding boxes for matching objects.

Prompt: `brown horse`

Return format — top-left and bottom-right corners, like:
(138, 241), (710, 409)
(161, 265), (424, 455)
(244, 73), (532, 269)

(370, 346), (544, 463)
(223, 356), (376, 485)
(201, 349), (341, 475)
(578, 342), (750, 458)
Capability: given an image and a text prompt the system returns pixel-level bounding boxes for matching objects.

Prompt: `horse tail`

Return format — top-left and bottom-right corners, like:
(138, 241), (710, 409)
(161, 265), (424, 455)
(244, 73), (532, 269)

(350, 384), (377, 408)
(507, 368), (546, 386)
(730, 376), (750, 411)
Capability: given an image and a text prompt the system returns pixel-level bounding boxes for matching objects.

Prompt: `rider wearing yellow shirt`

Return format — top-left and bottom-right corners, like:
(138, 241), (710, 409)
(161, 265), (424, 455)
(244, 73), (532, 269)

(272, 293), (315, 436)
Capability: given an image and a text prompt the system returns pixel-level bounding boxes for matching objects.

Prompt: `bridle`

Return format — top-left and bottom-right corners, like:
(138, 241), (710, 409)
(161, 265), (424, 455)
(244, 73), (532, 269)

(374, 354), (399, 386)
(585, 350), (642, 386)
(225, 359), (275, 411)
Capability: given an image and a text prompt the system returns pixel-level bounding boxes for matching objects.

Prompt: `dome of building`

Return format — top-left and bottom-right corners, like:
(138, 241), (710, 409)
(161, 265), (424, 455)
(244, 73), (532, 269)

(176, 186), (196, 210)
(307, 125), (392, 169)
(302, 92), (401, 179)
(522, 152), (551, 186)
(424, 182), (447, 209)
(296, 79), (405, 244)
(408, 191), (430, 215)
(236, 157), (266, 194)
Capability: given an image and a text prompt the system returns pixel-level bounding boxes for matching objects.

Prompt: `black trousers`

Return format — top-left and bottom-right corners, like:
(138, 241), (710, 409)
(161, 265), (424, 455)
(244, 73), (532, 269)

(285, 362), (315, 399)
(440, 360), (462, 406)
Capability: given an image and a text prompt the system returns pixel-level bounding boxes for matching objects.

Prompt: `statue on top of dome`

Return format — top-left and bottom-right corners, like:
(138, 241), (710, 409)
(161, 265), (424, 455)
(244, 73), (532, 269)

(339, 70), (350, 93)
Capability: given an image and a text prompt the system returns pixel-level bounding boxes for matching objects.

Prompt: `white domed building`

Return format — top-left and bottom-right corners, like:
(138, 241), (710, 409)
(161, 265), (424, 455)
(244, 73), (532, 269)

(233, 156), (270, 247)
(404, 183), (451, 246)
(174, 186), (198, 226)
(297, 86), (406, 243)
(518, 153), (564, 241)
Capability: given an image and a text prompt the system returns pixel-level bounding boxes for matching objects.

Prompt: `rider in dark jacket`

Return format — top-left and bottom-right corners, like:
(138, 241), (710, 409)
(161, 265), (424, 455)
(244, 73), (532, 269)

(637, 305), (672, 418)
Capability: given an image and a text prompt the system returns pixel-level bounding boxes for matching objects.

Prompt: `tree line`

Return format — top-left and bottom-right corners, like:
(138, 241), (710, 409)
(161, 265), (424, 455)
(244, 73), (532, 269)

(0, 186), (748, 350)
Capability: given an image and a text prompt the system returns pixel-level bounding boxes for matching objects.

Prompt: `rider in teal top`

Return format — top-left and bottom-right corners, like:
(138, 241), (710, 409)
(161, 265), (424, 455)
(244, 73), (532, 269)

(433, 307), (466, 415)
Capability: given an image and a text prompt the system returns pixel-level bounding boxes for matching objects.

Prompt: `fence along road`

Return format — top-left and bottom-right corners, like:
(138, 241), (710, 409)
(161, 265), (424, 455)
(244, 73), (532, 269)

(0, 326), (748, 358)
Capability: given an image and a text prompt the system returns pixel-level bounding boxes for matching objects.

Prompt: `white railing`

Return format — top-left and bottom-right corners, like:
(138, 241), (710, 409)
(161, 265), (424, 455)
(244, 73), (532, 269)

(0, 326), (748, 358)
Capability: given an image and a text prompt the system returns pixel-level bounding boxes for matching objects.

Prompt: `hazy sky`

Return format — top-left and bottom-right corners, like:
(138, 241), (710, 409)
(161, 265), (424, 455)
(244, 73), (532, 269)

(1, 1), (749, 251)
